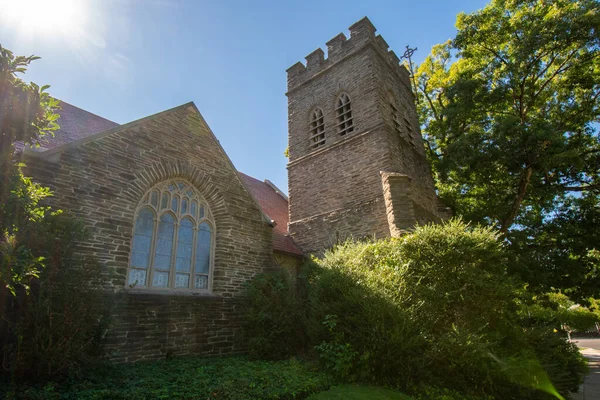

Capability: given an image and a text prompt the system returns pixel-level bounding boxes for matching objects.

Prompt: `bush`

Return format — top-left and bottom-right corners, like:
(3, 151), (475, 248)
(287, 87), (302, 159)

(1, 213), (114, 378)
(0, 170), (114, 378)
(244, 270), (303, 360)
(306, 219), (587, 399)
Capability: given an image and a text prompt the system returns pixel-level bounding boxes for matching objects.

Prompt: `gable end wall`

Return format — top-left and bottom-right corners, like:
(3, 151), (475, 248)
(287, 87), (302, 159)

(24, 106), (274, 362)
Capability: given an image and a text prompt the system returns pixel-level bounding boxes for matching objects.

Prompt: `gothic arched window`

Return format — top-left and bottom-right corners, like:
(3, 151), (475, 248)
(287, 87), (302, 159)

(336, 93), (354, 136)
(128, 180), (214, 291)
(309, 107), (325, 148)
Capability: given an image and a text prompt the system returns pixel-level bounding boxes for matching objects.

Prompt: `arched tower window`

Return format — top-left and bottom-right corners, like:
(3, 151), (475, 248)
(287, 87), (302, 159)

(128, 180), (214, 291)
(336, 93), (354, 136)
(309, 107), (325, 148)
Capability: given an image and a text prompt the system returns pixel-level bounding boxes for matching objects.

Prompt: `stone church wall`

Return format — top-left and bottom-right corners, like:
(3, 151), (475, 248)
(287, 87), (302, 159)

(24, 104), (274, 362)
(287, 17), (447, 254)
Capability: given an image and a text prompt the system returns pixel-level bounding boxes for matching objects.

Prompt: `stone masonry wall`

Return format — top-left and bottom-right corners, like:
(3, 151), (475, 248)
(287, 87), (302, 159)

(287, 17), (444, 255)
(372, 45), (439, 214)
(24, 104), (274, 362)
(287, 128), (392, 254)
(104, 294), (246, 363)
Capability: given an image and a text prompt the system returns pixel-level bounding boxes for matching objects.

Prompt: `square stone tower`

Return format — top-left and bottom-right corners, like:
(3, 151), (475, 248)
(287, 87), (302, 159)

(287, 17), (449, 255)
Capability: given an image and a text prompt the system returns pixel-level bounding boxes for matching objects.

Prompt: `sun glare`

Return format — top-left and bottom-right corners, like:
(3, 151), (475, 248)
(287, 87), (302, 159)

(1, 0), (86, 37)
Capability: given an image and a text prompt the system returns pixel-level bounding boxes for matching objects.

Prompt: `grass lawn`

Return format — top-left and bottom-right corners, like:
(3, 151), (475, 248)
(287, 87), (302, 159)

(308, 384), (413, 400)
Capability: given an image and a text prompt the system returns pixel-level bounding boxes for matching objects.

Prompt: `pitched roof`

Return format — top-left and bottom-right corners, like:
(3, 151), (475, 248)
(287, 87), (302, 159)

(238, 173), (303, 256)
(14, 100), (119, 152)
(21, 100), (303, 256)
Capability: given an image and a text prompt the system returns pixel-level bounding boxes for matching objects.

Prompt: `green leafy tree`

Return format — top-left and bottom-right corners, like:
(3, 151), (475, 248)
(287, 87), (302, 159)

(415, 0), (600, 296)
(0, 46), (58, 301)
(0, 45), (59, 155)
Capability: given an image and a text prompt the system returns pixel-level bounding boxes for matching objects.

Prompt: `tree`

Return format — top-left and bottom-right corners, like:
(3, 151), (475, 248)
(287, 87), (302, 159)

(0, 46), (58, 298)
(415, 0), (600, 296)
(0, 45), (59, 199)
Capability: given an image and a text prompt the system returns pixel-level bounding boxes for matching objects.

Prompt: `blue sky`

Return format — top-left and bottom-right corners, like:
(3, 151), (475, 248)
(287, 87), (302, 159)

(1, 0), (489, 193)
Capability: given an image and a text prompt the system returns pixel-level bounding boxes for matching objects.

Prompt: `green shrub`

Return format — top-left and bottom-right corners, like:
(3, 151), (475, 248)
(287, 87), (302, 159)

(244, 270), (303, 360)
(1, 211), (114, 378)
(306, 219), (587, 399)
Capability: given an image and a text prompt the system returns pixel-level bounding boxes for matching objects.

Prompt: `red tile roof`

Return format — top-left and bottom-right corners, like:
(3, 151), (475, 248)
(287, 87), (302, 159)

(238, 172), (303, 256)
(17, 100), (303, 256)
(14, 100), (119, 152)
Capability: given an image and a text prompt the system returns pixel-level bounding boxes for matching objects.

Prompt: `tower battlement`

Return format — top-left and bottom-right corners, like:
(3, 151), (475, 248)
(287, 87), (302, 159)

(286, 17), (410, 92)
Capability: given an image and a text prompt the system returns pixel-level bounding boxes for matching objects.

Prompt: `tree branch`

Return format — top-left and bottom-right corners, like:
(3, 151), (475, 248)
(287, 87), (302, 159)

(554, 184), (600, 192)
(480, 45), (510, 66)
(500, 165), (533, 234)
(421, 81), (441, 122)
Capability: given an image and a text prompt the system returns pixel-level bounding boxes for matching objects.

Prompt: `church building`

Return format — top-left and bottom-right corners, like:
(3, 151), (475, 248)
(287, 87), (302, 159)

(22, 17), (447, 362)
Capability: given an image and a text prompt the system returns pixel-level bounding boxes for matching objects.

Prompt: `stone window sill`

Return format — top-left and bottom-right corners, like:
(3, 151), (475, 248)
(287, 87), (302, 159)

(120, 288), (221, 298)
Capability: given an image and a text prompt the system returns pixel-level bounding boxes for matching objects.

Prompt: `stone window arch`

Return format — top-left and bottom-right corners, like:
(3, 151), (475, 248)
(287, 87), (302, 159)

(127, 179), (214, 291)
(309, 107), (326, 148)
(335, 92), (354, 136)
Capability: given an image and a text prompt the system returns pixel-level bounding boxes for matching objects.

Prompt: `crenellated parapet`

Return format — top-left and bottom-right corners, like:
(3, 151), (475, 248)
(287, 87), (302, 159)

(286, 17), (411, 92)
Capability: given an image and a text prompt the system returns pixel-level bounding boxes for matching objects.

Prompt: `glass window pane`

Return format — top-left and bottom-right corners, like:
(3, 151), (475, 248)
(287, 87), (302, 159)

(195, 222), (212, 274)
(171, 195), (179, 213)
(199, 204), (205, 219)
(161, 192), (169, 210)
(177, 182), (185, 190)
(191, 200), (197, 218)
(150, 190), (159, 207)
(128, 269), (147, 287)
(152, 271), (169, 288)
(182, 198), (188, 214)
(153, 213), (175, 278)
(176, 273), (190, 288)
(176, 218), (194, 272)
(194, 275), (208, 289)
(130, 207), (154, 269)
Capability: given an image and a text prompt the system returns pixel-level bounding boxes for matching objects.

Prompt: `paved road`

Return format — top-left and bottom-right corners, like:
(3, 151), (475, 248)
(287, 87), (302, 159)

(571, 338), (600, 400)
(572, 338), (600, 351)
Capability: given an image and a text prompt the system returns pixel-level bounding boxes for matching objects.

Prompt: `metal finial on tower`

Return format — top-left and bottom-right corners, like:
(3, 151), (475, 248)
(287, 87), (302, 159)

(400, 45), (419, 104)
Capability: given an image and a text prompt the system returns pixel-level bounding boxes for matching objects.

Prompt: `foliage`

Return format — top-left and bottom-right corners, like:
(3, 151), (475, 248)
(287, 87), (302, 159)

(0, 45), (59, 300)
(0, 167), (53, 296)
(305, 243), (425, 388)
(1, 211), (114, 378)
(245, 270), (303, 360)
(415, 0), (600, 297)
(518, 292), (600, 332)
(313, 315), (358, 380)
(0, 44), (111, 378)
(508, 193), (600, 300)
(0, 44), (59, 160)
(306, 220), (587, 399)
(1, 357), (333, 400)
(307, 384), (413, 400)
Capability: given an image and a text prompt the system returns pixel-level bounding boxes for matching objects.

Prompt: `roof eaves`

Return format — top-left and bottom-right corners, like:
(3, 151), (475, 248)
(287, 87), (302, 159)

(264, 179), (288, 201)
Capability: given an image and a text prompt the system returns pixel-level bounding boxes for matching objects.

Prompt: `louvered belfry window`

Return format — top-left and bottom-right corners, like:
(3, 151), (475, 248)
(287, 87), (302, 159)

(309, 108), (326, 148)
(389, 94), (402, 133)
(128, 180), (214, 291)
(336, 93), (354, 136)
